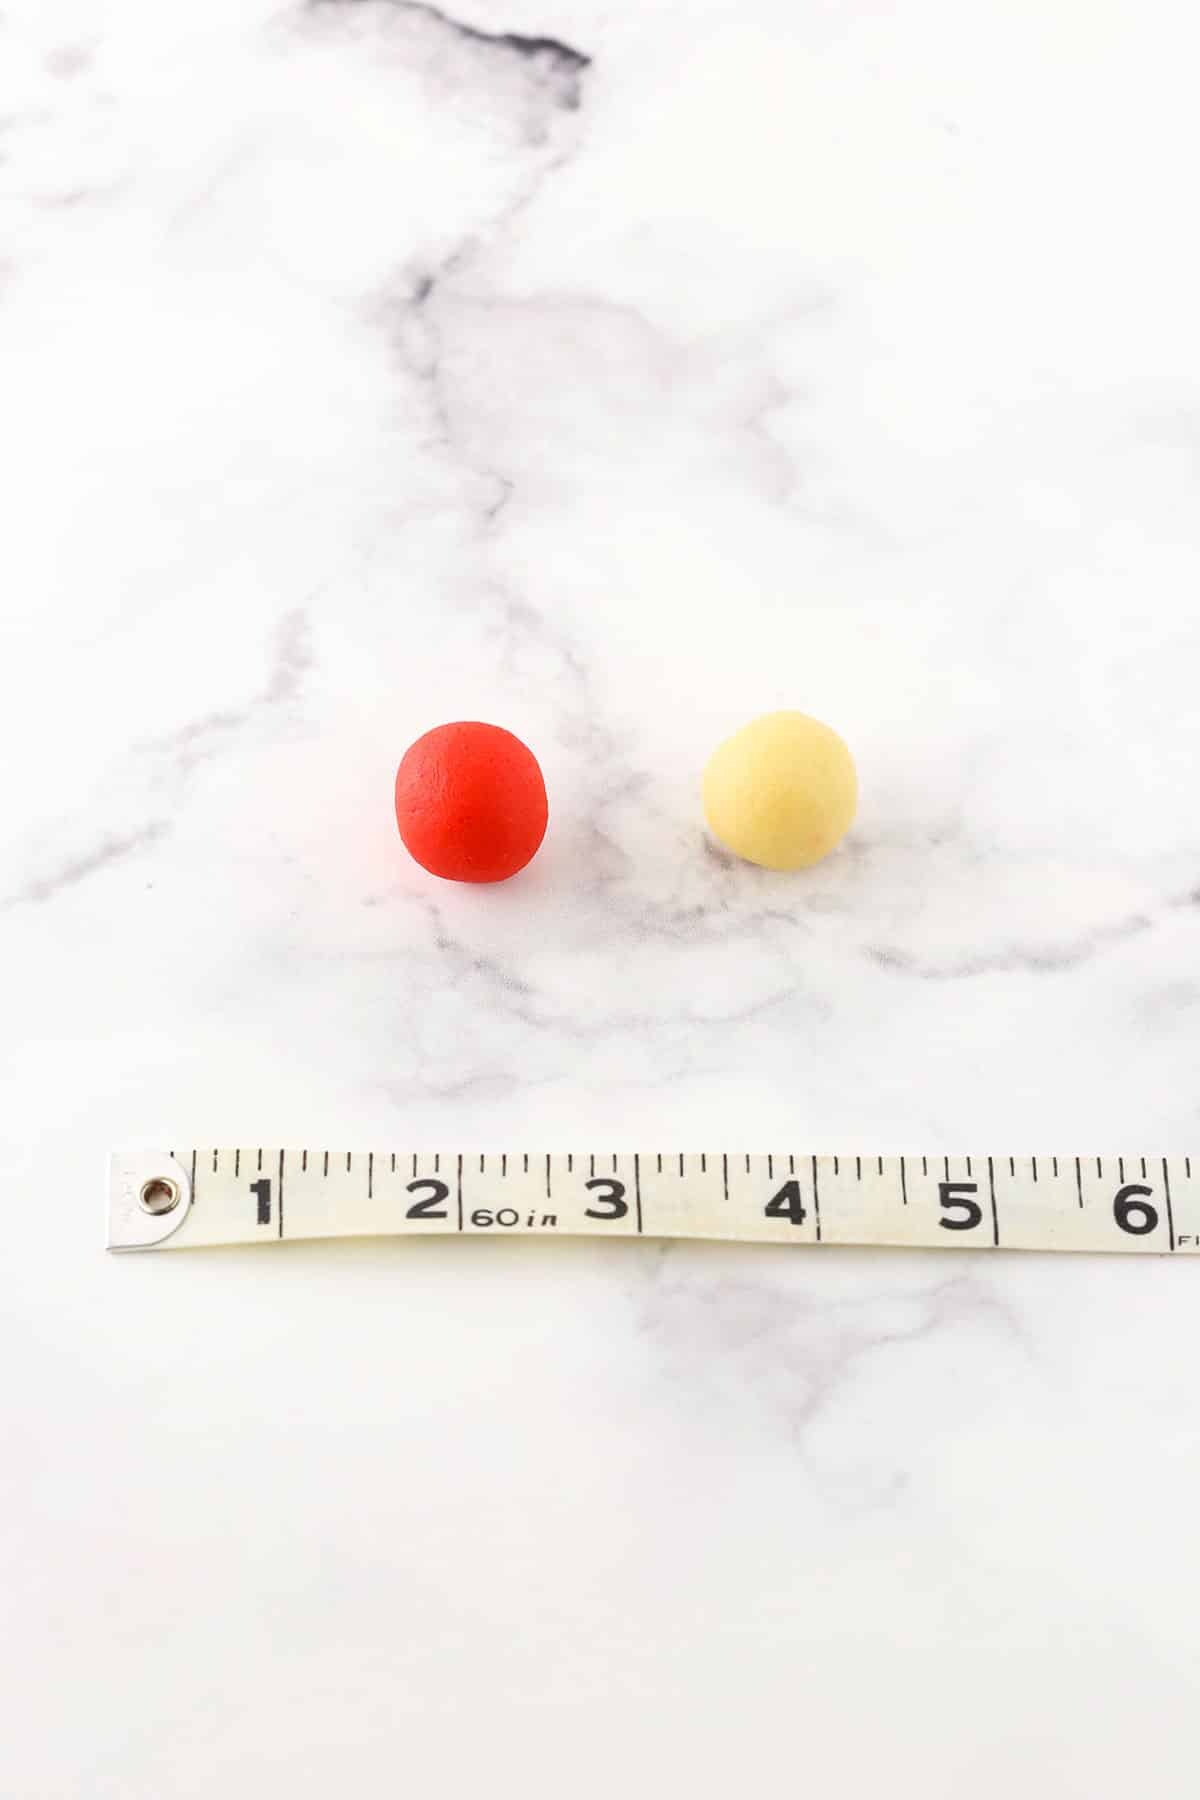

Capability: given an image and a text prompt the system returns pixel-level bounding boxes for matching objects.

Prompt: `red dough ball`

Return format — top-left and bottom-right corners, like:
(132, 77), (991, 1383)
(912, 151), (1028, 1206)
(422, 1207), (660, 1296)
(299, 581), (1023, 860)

(395, 721), (549, 884)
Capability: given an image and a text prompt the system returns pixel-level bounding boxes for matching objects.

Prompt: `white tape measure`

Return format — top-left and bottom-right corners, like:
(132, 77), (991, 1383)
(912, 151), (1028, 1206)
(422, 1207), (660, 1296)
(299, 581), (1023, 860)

(108, 1150), (1200, 1255)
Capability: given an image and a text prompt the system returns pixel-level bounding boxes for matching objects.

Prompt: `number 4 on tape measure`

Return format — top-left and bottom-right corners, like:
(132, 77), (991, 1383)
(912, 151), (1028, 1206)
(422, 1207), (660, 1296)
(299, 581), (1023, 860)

(106, 1150), (1200, 1256)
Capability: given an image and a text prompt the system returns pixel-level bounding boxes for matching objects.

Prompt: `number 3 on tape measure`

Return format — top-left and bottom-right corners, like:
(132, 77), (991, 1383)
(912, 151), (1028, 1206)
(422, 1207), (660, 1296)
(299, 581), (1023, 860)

(584, 1178), (629, 1220)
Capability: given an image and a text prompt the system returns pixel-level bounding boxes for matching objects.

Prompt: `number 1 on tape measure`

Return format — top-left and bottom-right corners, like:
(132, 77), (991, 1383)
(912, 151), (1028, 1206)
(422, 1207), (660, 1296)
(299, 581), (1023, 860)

(107, 1151), (1200, 1255)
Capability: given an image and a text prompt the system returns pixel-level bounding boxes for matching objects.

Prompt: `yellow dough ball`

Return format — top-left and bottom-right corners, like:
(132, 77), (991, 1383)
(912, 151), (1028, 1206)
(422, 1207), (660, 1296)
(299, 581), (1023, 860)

(702, 711), (857, 870)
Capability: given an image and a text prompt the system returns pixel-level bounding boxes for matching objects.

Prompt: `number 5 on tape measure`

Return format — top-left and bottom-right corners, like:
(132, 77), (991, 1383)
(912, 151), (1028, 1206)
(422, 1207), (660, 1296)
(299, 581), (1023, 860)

(107, 1151), (1200, 1255)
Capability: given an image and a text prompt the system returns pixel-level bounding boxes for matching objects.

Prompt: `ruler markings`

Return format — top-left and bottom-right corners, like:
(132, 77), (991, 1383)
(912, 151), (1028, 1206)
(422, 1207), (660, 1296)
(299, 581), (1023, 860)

(109, 1152), (1200, 1256)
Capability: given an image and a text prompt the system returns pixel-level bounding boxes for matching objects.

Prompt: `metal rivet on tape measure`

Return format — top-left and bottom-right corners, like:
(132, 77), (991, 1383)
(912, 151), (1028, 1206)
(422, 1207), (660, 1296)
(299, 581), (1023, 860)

(107, 1150), (1200, 1255)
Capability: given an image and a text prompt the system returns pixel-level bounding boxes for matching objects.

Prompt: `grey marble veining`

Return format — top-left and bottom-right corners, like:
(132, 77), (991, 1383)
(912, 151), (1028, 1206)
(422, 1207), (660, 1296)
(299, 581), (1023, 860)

(4, 1), (1200, 1792)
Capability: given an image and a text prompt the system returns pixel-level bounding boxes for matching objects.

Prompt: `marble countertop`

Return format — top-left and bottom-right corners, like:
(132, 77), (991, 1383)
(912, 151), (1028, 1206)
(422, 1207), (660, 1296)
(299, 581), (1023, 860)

(5, 0), (1200, 1792)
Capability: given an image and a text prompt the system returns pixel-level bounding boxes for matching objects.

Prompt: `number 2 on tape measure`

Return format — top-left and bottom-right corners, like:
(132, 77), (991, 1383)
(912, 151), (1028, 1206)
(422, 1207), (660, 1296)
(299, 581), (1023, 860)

(406, 1180), (450, 1220)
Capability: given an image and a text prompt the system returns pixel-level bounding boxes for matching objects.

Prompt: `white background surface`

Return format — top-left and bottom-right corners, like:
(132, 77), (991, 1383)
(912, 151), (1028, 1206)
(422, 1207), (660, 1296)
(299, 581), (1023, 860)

(4, 0), (1200, 1793)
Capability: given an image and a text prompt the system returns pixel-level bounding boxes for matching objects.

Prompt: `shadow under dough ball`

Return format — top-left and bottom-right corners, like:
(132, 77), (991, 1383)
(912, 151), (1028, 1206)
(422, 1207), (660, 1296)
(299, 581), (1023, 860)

(395, 721), (549, 883)
(702, 711), (857, 870)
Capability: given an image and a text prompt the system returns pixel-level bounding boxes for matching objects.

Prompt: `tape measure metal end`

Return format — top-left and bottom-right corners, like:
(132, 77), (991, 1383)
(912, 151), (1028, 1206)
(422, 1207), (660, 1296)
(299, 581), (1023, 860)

(107, 1151), (193, 1251)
